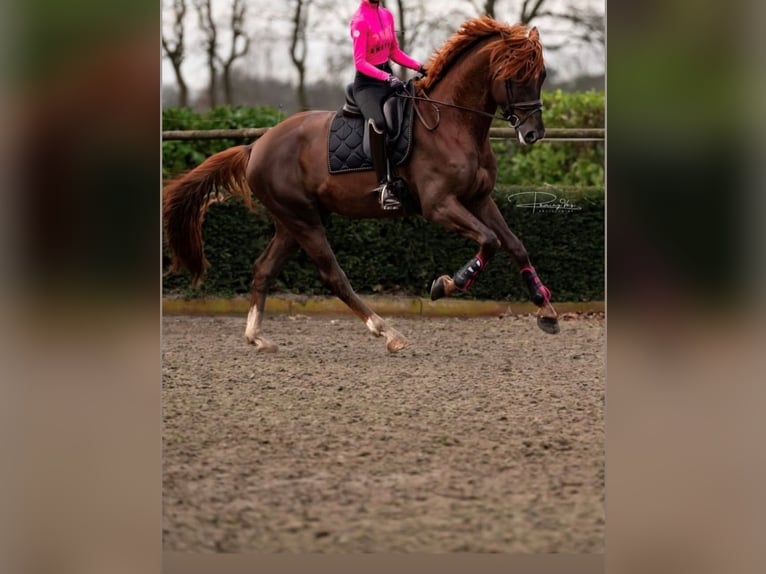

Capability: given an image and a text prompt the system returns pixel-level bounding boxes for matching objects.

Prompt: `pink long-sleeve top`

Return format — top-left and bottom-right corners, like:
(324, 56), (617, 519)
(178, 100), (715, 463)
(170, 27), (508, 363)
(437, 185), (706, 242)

(350, 1), (421, 81)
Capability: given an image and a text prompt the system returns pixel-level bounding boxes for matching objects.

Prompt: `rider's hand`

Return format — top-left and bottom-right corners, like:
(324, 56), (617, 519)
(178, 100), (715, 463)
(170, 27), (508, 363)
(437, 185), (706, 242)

(417, 65), (428, 77)
(387, 75), (404, 91)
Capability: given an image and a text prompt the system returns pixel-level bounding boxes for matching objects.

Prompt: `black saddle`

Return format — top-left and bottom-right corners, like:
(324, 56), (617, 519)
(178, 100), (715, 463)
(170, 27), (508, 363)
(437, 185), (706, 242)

(327, 81), (415, 175)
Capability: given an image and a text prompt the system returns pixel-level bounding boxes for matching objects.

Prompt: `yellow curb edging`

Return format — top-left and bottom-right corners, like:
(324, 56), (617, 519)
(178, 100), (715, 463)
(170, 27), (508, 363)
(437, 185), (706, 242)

(162, 296), (604, 317)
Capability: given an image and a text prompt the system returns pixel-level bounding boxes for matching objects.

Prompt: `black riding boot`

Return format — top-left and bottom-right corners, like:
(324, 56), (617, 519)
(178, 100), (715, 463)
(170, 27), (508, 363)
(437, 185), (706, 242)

(368, 119), (402, 211)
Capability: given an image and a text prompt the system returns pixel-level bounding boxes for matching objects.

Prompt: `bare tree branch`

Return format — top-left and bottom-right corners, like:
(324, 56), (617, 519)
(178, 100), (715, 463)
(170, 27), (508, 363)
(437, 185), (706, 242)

(395, 0), (407, 50)
(162, 0), (189, 107)
(216, 0), (251, 105)
(385, 1), (431, 76)
(193, 0), (219, 107)
(536, 8), (605, 45)
(290, 0), (313, 111)
(520, 0), (546, 24)
(484, 0), (497, 18)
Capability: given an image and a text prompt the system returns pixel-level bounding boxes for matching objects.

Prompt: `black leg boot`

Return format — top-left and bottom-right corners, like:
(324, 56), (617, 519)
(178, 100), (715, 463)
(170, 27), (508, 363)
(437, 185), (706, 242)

(368, 119), (401, 211)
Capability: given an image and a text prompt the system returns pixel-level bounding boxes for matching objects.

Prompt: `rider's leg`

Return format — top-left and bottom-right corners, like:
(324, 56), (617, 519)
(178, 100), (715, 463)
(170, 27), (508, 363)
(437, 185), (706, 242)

(368, 119), (402, 211)
(368, 119), (389, 187)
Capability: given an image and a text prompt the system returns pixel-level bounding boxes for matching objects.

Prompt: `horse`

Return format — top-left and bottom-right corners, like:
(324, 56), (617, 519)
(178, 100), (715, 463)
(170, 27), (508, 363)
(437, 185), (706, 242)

(163, 16), (560, 354)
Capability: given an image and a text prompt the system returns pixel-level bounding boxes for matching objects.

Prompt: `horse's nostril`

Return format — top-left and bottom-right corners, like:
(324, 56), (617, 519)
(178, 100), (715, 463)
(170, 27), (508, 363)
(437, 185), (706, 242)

(524, 132), (537, 144)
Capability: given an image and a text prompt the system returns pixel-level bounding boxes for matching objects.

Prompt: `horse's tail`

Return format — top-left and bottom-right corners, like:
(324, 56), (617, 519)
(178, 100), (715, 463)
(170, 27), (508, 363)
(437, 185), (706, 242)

(162, 144), (253, 286)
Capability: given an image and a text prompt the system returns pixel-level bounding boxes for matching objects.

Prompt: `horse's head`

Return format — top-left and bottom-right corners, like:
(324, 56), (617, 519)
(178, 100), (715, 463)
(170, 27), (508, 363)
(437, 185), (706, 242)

(420, 19), (548, 144)
(488, 26), (546, 145)
(492, 67), (546, 145)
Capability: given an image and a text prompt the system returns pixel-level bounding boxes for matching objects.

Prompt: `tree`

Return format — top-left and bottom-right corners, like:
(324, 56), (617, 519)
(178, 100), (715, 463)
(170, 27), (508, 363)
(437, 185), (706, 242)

(194, 0), (219, 107)
(521, 0), (546, 23)
(193, 0), (251, 107)
(472, 0), (497, 18)
(383, 1), (431, 77)
(218, 0), (250, 105)
(289, 0), (313, 111)
(162, 0), (190, 108)
(462, 0), (604, 54)
(465, 0), (545, 21)
(393, 0), (409, 50)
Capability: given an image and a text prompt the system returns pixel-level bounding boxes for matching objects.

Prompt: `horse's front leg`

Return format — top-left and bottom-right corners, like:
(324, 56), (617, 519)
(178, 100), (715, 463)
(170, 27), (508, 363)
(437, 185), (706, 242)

(470, 196), (559, 334)
(423, 196), (501, 299)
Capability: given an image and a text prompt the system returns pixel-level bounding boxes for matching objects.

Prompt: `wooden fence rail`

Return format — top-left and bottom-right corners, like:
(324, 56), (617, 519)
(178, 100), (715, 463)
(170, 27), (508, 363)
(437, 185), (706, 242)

(162, 127), (604, 142)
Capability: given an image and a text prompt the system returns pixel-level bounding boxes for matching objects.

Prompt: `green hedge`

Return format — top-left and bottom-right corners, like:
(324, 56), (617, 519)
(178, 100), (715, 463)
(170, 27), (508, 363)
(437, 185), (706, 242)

(162, 106), (284, 181)
(162, 92), (604, 301)
(162, 185), (603, 302)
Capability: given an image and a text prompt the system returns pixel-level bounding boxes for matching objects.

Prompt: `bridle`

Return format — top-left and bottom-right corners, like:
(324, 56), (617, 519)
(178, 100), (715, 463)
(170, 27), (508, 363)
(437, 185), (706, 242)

(501, 79), (543, 129)
(396, 79), (542, 130)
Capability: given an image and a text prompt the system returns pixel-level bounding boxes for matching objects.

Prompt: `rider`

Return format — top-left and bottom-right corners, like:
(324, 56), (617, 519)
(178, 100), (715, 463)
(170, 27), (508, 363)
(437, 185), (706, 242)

(350, 0), (426, 210)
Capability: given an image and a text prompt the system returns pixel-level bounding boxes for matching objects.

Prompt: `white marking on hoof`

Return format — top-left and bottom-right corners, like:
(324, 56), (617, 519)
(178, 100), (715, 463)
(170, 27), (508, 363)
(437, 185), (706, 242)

(365, 317), (383, 337)
(245, 305), (260, 342)
(245, 305), (277, 350)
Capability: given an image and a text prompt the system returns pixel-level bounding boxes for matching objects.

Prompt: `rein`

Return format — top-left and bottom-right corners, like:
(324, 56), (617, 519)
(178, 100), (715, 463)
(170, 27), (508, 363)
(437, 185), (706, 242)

(395, 82), (542, 131)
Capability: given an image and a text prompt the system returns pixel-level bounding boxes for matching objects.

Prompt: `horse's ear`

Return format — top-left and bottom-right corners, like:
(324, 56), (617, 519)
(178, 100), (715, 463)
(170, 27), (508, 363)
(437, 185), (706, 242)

(529, 27), (539, 41)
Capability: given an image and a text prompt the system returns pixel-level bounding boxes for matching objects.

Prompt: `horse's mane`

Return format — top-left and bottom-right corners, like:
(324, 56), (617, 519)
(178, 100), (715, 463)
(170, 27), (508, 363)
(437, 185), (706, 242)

(420, 16), (544, 91)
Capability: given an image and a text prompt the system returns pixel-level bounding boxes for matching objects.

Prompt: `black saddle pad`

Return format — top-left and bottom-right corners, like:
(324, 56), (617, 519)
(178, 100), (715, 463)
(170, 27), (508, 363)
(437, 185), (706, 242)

(327, 98), (414, 175)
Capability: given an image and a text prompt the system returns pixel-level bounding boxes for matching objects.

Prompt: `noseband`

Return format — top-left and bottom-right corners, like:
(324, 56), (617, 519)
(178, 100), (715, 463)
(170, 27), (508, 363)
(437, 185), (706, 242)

(501, 80), (542, 128)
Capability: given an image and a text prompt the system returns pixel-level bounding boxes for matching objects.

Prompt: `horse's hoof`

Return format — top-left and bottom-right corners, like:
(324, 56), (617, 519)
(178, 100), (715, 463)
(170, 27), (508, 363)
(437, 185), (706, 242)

(537, 315), (560, 334)
(430, 277), (445, 300)
(247, 336), (279, 352)
(430, 275), (453, 300)
(256, 342), (279, 353)
(386, 337), (409, 353)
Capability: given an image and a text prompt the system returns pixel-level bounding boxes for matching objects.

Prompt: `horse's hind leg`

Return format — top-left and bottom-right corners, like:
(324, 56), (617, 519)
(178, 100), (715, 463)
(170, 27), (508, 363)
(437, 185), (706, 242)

(285, 223), (408, 353)
(471, 197), (559, 334)
(245, 223), (299, 351)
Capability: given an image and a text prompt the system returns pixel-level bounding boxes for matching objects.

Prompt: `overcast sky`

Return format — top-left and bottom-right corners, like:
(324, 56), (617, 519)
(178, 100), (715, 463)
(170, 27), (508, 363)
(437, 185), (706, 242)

(162, 0), (604, 91)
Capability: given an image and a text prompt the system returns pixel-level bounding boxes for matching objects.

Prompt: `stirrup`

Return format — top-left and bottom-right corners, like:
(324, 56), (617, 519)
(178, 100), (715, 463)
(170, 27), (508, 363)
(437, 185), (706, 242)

(378, 182), (402, 211)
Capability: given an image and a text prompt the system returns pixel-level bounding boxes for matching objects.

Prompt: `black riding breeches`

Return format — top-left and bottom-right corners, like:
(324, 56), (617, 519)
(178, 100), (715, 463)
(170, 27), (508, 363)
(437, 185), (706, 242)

(352, 63), (392, 131)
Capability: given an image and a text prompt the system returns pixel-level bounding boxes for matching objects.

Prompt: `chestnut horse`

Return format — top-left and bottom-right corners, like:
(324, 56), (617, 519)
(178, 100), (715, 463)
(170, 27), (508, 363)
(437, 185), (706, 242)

(163, 17), (559, 353)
